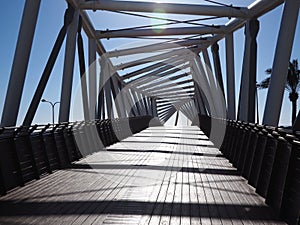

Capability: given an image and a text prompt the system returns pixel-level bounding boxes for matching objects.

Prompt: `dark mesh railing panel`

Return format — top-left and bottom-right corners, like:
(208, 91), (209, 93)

(196, 114), (300, 225)
(0, 115), (157, 196)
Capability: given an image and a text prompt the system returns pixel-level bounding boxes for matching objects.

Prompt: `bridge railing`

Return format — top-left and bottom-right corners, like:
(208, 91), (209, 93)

(196, 115), (300, 225)
(0, 115), (156, 196)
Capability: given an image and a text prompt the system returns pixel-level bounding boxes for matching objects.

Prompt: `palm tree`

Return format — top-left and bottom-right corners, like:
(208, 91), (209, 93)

(257, 59), (300, 125)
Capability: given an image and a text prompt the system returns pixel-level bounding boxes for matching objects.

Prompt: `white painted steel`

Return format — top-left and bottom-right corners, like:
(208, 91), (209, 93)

(80, 0), (250, 18)
(1, 0), (41, 126)
(263, 0), (300, 126)
(225, 33), (236, 120)
(59, 10), (79, 122)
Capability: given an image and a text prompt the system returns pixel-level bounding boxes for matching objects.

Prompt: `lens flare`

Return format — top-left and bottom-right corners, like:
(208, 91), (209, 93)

(150, 8), (167, 34)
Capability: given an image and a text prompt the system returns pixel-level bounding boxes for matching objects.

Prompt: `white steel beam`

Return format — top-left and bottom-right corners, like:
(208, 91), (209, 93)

(106, 39), (209, 58)
(80, 0), (250, 18)
(142, 79), (193, 93)
(123, 56), (186, 80)
(115, 48), (194, 71)
(137, 72), (191, 90)
(157, 89), (194, 96)
(238, 19), (259, 123)
(1, 0), (41, 127)
(263, 0), (300, 126)
(96, 26), (226, 39)
(225, 33), (236, 120)
(71, 0), (282, 59)
(130, 63), (190, 89)
(59, 10), (79, 122)
(88, 38), (97, 119)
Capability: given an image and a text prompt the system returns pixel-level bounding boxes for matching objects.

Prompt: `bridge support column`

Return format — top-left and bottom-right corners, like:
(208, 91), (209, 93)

(225, 33), (236, 120)
(88, 38), (97, 119)
(152, 98), (158, 117)
(131, 90), (142, 115)
(193, 55), (217, 117)
(146, 97), (151, 116)
(127, 89), (138, 116)
(1, 0), (41, 126)
(111, 75), (126, 118)
(211, 42), (225, 96)
(105, 78), (113, 118)
(238, 19), (259, 122)
(77, 17), (90, 122)
(200, 53), (216, 115)
(118, 81), (129, 117)
(98, 57), (108, 119)
(202, 48), (212, 73)
(142, 94), (150, 115)
(211, 43), (227, 119)
(59, 10), (79, 122)
(202, 49), (218, 94)
(138, 93), (147, 115)
(194, 84), (207, 115)
(263, 0), (300, 126)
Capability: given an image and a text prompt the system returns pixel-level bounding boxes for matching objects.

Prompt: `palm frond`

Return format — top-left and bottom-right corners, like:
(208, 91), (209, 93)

(265, 68), (272, 75)
(257, 77), (271, 89)
(259, 59), (300, 93)
(286, 60), (300, 92)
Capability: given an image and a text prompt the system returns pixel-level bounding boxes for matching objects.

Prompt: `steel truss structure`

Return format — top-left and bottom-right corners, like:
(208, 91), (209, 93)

(1, 0), (300, 127)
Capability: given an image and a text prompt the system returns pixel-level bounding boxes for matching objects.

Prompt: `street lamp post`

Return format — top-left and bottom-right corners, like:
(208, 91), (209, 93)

(41, 99), (60, 125)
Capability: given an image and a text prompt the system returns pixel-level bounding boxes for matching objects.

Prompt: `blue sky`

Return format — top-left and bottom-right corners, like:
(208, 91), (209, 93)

(0, 0), (299, 126)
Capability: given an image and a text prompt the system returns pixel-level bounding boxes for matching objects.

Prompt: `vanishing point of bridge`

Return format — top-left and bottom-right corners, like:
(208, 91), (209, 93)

(0, 0), (299, 224)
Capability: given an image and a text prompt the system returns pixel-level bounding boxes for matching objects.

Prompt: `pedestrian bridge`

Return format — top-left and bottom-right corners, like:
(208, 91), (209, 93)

(0, 0), (299, 224)
(0, 115), (299, 224)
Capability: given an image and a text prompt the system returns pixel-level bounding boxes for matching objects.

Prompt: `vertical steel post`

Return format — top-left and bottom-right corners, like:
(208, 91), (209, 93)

(88, 38), (97, 119)
(111, 75), (125, 118)
(131, 90), (141, 115)
(238, 19), (259, 122)
(248, 19), (259, 123)
(117, 81), (128, 117)
(202, 49), (212, 71)
(153, 98), (158, 117)
(1, 0), (41, 126)
(263, 0), (300, 126)
(98, 58), (106, 119)
(127, 89), (138, 116)
(238, 24), (250, 121)
(105, 78), (113, 118)
(142, 94), (150, 115)
(225, 33), (236, 120)
(137, 92), (146, 115)
(211, 42), (225, 96)
(59, 10), (79, 122)
(194, 84), (207, 115)
(77, 16), (90, 121)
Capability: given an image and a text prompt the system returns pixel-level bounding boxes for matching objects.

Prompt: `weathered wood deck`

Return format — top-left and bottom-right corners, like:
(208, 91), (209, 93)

(0, 126), (286, 224)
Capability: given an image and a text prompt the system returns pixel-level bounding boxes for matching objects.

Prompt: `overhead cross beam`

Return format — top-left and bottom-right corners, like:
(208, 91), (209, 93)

(101, 0), (283, 59)
(96, 26), (226, 39)
(142, 79), (193, 93)
(139, 72), (191, 91)
(123, 56), (185, 80)
(106, 39), (209, 58)
(79, 0), (250, 18)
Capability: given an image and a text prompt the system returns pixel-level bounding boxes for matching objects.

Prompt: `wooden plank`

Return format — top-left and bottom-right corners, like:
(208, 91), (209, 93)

(0, 126), (287, 225)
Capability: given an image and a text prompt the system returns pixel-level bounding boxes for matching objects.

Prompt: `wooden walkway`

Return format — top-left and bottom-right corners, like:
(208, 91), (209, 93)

(0, 126), (286, 225)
